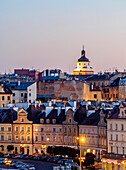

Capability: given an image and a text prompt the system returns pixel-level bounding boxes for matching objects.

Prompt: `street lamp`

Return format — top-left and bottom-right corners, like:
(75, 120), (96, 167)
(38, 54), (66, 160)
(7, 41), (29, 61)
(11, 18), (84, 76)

(76, 137), (85, 170)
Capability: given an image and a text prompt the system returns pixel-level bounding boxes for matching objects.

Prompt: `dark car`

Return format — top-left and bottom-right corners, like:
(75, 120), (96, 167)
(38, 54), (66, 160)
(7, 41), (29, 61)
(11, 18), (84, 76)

(25, 155), (33, 160)
(53, 157), (62, 163)
(33, 155), (41, 161)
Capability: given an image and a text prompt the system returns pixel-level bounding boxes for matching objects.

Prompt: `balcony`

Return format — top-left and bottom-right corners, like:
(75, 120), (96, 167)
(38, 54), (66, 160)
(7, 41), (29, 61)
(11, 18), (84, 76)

(103, 153), (126, 160)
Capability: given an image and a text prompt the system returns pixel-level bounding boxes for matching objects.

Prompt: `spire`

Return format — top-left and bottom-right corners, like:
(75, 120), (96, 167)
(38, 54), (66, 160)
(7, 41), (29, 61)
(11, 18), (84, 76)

(81, 45), (85, 57)
(83, 45), (84, 50)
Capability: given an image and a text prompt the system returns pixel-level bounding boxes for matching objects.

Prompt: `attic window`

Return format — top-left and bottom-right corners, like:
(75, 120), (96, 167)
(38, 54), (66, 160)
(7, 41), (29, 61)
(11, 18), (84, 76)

(52, 119), (56, 124)
(40, 119), (44, 124)
(68, 118), (71, 123)
(21, 118), (24, 122)
(46, 119), (50, 124)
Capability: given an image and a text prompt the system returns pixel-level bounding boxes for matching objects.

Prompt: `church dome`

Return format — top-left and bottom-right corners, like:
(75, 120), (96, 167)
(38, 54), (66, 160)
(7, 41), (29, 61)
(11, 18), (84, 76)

(78, 46), (89, 62)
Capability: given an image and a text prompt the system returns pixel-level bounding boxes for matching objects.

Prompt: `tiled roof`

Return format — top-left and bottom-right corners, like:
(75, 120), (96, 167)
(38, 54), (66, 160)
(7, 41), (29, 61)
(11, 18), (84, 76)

(0, 109), (17, 123)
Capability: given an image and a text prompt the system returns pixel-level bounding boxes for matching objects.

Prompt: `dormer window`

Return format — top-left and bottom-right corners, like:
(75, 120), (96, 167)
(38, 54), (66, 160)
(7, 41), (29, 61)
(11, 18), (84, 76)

(20, 118), (24, 122)
(68, 118), (71, 123)
(46, 119), (50, 124)
(40, 118), (44, 124)
(52, 119), (56, 124)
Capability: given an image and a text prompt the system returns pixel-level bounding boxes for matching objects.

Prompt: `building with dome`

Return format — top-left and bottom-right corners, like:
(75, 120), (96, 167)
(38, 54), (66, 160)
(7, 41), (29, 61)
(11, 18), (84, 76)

(73, 46), (94, 75)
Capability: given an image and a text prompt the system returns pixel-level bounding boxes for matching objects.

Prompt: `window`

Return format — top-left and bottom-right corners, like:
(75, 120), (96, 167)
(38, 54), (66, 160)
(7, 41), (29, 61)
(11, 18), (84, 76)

(110, 134), (113, 141)
(27, 127), (30, 132)
(69, 137), (71, 143)
(64, 137), (67, 143)
(15, 127), (18, 131)
(21, 136), (24, 141)
(8, 96), (10, 100)
(41, 128), (43, 132)
(35, 136), (38, 142)
(123, 147), (125, 155)
(53, 137), (56, 142)
(35, 128), (38, 132)
(1, 127), (4, 131)
(47, 137), (50, 142)
(59, 137), (62, 142)
(116, 147), (118, 154)
(1, 135), (4, 141)
(21, 118), (24, 122)
(2, 96), (4, 100)
(21, 127), (24, 132)
(13, 93), (15, 97)
(52, 119), (56, 124)
(68, 118), (71, 123)
(73, 128), (76, 133)
(40, 119), (44, 124)
(29, 100), (31, 103)
(111, 146), (113, 153)
(13, 100), (15, 104)
(59, 128), (62, 133)
(8, 127), (11, 131)
(94, 94), (97, 99)
(21, 93), (23, 97)
(121, 124), (124, 131)
(53, 128), (56, 132)
(41, 136), (43, 141)
(27, 136), (30, 141)
(68, 128), (71, 133)
(64, 128), (67, 133)
(29, 93), (31, 97)
(15, 136), (18, 141)
(116, 135), (118, 141)
(47, 128), (50, 131)
(122, 135), (124, 141)
(110, 124), (112, 130)
(73, 137), (75, 143)
(115, 124), (118, 130)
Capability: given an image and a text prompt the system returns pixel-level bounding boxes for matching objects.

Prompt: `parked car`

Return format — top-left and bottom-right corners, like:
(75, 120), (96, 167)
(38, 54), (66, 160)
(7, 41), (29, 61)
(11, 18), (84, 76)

(0, 158), (5, 164)
(53, 157), (62, 163)
(33, 155), (41, 160)
(0, 152), (4, 157)
(19, 155), (27, 159)
(4, 153), (9, 158)
(25, 155), (33, 160)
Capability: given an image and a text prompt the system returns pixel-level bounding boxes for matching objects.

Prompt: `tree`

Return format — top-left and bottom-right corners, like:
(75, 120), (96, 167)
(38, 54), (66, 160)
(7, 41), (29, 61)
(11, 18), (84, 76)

(83, 153), (96, 168)
(7, 145), (14, 152)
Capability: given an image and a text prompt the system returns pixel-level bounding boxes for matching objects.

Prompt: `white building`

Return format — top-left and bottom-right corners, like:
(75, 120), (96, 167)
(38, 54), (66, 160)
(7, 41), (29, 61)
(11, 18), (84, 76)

(6, 81), (37, 105)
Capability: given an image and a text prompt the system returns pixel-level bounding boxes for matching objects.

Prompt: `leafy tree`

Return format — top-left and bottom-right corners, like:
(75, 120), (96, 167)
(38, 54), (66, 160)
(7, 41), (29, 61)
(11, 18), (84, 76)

(7, 145), (14, 152)
(83, 153), (96, 168)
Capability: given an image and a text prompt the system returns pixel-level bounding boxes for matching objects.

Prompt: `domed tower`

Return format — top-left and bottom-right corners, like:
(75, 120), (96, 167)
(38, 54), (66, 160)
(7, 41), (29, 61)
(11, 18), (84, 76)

(73, 45), (94, 75)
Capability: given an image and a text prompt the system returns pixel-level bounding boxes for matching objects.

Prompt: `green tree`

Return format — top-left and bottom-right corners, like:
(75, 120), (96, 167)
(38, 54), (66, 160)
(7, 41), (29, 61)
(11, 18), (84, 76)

(7, 145), (14, 152)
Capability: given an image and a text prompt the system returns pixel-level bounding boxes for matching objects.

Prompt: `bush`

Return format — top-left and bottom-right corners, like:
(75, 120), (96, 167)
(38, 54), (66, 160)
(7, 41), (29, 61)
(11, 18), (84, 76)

(7, 145), (14, 152)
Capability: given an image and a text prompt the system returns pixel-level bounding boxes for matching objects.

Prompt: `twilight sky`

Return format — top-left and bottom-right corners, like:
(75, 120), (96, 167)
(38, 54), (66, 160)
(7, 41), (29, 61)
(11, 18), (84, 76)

(0, 0), (126, 74)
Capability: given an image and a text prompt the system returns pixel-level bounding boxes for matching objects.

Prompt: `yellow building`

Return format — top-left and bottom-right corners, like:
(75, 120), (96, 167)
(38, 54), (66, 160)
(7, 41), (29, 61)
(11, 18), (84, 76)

(13, 108), (33, 155)
(0, 84), (12, 108)
(73, 46), (94, 75)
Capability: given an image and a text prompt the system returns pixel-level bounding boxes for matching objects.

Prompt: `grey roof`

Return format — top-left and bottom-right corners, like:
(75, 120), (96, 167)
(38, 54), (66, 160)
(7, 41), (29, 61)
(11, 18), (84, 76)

(5, 82), (35, 90)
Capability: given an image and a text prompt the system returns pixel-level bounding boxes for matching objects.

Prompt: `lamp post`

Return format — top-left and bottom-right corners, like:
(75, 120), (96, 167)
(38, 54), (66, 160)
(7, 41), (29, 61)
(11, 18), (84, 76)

(76, 137), (85, 170)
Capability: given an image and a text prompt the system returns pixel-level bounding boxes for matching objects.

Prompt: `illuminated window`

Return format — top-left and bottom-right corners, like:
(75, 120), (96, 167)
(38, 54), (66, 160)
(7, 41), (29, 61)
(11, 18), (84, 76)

(47, 128), (50, 131)
(35, 128), (38, 132)
(15, 136), (18, 141)
(53, 137), (56, 142)
(122, 135), (124, 141)
(47, 137), (50, 142)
